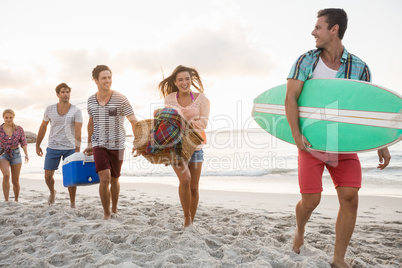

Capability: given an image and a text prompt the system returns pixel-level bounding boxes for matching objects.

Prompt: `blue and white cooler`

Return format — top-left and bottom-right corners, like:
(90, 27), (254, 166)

(62, 152), (100, 187)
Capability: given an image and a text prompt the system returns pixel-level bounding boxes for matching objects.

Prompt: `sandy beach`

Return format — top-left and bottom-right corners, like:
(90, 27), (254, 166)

(0, 177), (401, 268)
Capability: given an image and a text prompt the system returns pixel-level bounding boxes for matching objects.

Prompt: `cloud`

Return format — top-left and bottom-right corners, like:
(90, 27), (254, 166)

(0, 18), (275, 132)
(51, 48), (112, 84)
(0, 91), (31, 111)
(159, 24), (276, 77)
(0, 65), (54, 111)
(0, 67), (30, 89)
(112, 23), (276, 78)
(0, 20), (273, 96)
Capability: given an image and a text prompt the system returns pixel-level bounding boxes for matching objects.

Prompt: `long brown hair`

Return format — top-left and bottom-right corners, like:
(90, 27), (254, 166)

(158, 65), (204, 98)
(2, 109), (16, 132)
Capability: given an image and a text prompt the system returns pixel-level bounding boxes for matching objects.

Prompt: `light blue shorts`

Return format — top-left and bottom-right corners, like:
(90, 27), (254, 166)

(0, 148), (22, 165)
(189, 149), (204, 163)
(44, 148), (75, 170)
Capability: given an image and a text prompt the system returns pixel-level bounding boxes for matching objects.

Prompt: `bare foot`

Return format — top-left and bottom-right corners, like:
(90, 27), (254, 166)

(70, 202), (76, 208)
(331, 260), (352, 268)
(292, 229), (304, 254)
(183, 224), (196, 232)
(48, 190), (57, 205)
(184, 216), (193, 228)
(103, 213), (112, 220)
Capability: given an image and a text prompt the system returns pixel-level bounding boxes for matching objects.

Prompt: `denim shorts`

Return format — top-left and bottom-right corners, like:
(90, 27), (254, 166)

(0, 148), (22, 165)
(44, 148), (75, 170)
(189, 149), (204, 163)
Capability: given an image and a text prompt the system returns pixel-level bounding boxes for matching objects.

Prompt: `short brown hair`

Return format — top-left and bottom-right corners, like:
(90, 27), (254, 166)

(92, 65), (112, 80)
(317, 8), (348, 40)
(55, 83), (71, 94)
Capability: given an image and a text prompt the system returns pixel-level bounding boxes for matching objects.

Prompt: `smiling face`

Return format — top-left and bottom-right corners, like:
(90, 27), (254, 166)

(174, 71), (191, 93)
(3, 113), (14, 125)
(57, 87), (71, 103)
(311, 16), (338, 49)
(95, 70), (112, 91)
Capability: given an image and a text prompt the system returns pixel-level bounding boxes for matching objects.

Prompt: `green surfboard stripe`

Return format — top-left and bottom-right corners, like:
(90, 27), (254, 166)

(253, 112), (402, 152)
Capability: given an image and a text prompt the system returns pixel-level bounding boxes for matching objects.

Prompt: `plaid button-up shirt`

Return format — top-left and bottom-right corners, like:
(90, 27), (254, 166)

(0, 124), (27, 157)
(287, 47), (371, 82)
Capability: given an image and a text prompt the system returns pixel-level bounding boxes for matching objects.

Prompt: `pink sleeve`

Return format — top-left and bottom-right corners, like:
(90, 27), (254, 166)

(191, 95), (210, 131)
(164, 93), (176, 108)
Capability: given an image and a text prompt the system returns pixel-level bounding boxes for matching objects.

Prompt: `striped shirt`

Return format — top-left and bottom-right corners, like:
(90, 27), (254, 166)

(87, 91), (134, 150)
(287, 47), (371, 82)
(44, 104), (83, 150)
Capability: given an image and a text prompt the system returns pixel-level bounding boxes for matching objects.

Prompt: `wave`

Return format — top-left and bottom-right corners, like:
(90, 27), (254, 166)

(120, 168), (297, 178)
(361, 166), (402, 174)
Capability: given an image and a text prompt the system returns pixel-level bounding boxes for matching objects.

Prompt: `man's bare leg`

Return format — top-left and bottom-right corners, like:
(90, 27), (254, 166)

(293, 193), (321, 253)
(110, 177), (120, 214)
(98, 169), (112, 220)
(45, 170), (57, 204)
(331, 187), (359, 268)
(68, 186), (77, 208)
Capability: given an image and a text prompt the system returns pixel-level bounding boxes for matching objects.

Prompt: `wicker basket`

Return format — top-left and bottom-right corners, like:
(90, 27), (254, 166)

(133, 119), (204, 164)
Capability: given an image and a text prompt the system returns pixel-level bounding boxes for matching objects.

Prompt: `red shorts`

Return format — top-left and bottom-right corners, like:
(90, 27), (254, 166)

(298, 150), (362, 194)
(93, 147), (124, 178)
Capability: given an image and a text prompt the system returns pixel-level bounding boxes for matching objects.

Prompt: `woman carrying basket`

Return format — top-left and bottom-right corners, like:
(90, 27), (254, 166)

(158, 65), (210, 228)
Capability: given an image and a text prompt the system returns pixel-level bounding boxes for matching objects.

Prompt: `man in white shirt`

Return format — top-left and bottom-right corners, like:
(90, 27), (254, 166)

(36, 83), (83, 208)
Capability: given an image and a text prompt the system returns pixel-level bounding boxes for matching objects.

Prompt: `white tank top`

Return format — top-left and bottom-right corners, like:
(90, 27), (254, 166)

(312, 57), (338, 79)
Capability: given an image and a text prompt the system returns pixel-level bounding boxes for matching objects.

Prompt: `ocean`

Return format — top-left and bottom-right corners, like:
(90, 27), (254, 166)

(21, 129), (402, 198)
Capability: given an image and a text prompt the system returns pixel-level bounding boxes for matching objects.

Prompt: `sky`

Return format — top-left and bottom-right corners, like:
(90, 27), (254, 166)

(1, 0), (401, 136)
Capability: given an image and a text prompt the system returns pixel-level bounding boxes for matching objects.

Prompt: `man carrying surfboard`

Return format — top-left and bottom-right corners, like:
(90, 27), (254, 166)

(285, 8), (391, 268)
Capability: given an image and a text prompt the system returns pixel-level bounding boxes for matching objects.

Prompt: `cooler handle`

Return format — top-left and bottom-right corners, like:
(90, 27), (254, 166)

(83, 154), (92, 165)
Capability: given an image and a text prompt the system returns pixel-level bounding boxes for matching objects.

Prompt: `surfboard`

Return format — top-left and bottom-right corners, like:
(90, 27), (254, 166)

(252, 79), (402, 153)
